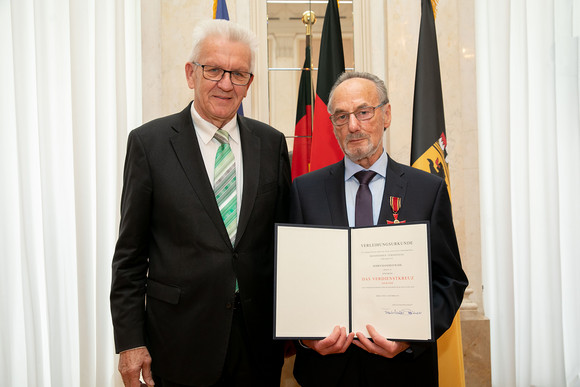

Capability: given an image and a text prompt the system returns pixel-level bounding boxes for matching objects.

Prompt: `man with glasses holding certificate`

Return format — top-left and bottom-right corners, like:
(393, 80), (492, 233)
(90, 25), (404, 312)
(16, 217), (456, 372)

(110, 19), (290, 387)
(289, 72), (467, 386)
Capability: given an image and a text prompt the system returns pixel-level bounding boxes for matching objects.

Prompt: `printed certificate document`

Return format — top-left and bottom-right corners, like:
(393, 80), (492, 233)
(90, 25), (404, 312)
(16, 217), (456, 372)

(274, 223), (433, 341)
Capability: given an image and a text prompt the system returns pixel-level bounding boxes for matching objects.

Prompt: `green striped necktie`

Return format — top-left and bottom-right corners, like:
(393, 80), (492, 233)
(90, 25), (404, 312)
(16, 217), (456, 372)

(214, 129), (237, 247)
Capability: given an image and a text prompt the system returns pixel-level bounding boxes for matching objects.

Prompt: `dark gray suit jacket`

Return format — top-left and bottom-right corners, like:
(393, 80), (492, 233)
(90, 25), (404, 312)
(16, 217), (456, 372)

(110, 103), (291, 386)
(289, 156), (468, 387)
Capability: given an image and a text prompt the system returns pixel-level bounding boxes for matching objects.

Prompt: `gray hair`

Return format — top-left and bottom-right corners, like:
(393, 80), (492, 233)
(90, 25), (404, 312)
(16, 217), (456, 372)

(187, 19), (258, 73)
(327, 71), (390, 113)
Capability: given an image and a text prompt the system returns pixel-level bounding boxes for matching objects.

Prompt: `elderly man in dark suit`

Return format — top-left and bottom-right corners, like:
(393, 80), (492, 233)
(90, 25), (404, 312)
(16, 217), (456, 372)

(289, 71), (468, 386)
(110, 19), (290, 387)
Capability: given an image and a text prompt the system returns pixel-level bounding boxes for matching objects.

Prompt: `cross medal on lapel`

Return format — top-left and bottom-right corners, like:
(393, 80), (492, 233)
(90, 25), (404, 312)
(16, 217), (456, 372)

(387, 196), (406, 224)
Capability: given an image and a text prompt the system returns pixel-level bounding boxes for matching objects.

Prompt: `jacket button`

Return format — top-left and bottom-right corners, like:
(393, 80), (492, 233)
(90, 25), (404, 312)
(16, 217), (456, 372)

(226, 302), (232, 309)
(233, 253), (239, 260)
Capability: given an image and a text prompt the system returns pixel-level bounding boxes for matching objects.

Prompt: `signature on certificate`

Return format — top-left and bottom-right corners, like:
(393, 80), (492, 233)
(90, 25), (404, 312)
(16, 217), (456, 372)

(383, 308), (422, 315)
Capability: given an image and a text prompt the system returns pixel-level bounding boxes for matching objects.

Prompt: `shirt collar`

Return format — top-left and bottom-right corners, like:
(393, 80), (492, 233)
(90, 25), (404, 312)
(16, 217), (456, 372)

(344, 150), (388, 181)
(190, 103), (240, 145)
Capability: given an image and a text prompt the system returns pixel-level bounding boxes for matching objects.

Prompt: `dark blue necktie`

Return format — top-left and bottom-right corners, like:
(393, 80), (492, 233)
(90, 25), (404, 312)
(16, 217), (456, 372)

(354, 170), (377, 227)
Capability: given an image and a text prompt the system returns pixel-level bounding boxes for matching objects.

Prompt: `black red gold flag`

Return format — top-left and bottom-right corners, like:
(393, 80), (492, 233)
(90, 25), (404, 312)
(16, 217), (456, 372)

(309, 0), (345, 171)
(291, 46), (313, 180)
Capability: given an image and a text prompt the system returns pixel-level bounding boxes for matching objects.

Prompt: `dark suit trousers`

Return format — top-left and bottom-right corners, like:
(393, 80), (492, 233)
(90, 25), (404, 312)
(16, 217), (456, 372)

(153, 301), (282, 387)
(294, 344), (438, 387)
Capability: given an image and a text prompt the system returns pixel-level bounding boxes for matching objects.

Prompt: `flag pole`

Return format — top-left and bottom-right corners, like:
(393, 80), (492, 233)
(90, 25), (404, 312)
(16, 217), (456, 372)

(301, 10), (316, 142)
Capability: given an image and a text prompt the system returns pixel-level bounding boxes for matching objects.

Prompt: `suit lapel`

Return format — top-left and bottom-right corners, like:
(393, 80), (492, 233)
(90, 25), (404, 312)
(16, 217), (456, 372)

(379, 156), (408, 224)
(325, 161), (349, 227)
(169, 103), (232, 247)
(235, 116), (260, 245)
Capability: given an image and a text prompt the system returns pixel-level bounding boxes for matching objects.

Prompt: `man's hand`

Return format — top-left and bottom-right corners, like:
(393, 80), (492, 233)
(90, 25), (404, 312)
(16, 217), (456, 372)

(302, 326), (354, 356)
(353, 324), (409, 358)
(118, 347), (154, 387)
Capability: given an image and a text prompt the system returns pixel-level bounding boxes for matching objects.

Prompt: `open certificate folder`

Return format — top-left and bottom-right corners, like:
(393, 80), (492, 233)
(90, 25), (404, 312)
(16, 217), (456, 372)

(274, 222), (433, 341)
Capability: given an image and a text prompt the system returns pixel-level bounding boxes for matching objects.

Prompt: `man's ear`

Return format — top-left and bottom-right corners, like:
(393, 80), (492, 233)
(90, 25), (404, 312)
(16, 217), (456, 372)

(383, 103), (392, 130)
(185, 62), (196, 90)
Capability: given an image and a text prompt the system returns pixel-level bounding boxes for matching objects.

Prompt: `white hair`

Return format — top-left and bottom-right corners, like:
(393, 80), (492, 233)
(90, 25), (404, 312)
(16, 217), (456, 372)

(187, 19), (258, 73)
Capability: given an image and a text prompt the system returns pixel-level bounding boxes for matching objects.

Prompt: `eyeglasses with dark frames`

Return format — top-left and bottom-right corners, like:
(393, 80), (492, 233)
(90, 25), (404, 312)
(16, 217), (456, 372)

(329, 102), (388, 126)
(192, 62), (253, 86)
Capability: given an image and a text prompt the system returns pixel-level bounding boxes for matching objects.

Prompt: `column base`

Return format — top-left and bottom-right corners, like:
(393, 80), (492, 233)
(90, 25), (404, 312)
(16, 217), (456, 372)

(461, 311), (492, 386)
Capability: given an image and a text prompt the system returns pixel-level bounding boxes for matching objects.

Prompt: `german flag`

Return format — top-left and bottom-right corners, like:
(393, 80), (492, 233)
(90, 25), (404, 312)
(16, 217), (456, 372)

(411, 1), (465, 386)
(309, 0), (345, 171)
(291, 46), (313, 180)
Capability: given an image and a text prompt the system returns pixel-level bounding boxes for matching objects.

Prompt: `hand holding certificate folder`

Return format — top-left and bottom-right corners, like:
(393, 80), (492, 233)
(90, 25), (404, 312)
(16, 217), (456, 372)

(299, 324), (411, 358)
(274, 222), (433, 343)
(300, 326), (355, 356)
